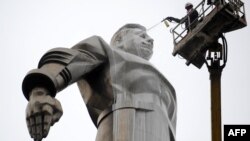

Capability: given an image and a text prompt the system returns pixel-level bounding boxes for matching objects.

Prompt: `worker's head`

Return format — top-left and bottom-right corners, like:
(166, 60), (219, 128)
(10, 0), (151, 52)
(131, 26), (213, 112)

(110, 23), (154, 60)
(185, 2), (193, 10)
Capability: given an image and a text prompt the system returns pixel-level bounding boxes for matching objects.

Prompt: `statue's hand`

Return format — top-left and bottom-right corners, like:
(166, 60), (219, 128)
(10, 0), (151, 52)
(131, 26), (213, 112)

(26, 87), (63, 141)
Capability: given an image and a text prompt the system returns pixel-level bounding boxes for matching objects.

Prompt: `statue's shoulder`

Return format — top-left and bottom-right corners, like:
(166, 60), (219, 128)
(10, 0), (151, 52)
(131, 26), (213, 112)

(72, 35), (110, 58)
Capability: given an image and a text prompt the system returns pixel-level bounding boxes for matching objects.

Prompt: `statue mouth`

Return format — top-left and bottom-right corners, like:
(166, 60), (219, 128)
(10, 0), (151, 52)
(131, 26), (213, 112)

(141, 44), (153, 52)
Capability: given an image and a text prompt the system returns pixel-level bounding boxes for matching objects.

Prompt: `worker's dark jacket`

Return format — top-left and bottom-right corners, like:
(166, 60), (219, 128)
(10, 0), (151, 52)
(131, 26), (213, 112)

(172, 9), (199, 31)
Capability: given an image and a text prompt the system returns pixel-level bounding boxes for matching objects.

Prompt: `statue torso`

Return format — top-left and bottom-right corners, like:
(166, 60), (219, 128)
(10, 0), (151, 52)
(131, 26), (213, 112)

(77, 48), (176, 127)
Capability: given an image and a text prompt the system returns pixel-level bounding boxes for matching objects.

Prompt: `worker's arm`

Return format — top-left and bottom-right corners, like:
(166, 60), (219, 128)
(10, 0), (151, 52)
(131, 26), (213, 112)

(164, 16), (183, 23)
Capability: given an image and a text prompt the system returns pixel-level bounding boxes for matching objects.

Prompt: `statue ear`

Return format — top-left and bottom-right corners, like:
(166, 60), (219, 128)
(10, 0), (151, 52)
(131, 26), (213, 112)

(113, 37), (125, 50)
(111, 35), (122, 47)
(116, 36), (122, 44)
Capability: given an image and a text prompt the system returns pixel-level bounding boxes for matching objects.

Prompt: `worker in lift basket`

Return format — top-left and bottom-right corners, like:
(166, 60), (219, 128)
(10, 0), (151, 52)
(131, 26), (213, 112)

(164, 2), (199, 32)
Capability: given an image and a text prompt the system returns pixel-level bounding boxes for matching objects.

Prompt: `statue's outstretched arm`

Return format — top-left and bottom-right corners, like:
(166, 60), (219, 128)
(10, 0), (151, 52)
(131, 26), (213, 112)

(22, 35), (108, 100)
(22, 36), (109, 141)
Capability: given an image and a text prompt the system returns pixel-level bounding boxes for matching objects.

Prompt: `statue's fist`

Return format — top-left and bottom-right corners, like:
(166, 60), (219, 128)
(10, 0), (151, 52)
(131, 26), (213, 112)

(26, 87), (63, 141)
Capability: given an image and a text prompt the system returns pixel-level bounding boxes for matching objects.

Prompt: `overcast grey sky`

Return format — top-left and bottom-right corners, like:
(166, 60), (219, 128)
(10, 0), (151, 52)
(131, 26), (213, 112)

(0, 0), (249, 141)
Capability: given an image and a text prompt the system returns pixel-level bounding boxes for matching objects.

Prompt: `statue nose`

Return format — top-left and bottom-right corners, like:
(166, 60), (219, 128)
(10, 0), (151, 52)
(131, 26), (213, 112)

(147, 38), (154, 45)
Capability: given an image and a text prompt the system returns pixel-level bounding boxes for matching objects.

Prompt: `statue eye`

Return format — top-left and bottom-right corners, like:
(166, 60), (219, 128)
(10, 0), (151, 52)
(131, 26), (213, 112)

(140, 34), (146, 38)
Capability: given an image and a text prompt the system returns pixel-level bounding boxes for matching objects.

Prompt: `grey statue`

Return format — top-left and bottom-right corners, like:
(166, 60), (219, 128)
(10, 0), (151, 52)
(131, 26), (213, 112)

(22, 23), (177, 141)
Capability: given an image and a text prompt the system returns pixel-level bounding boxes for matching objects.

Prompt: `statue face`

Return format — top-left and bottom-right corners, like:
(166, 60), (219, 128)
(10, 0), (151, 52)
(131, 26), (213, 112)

(121, 28), (154, 60)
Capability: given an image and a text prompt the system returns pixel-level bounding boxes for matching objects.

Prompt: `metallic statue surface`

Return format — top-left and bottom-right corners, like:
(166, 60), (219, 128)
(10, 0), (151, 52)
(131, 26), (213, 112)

(22, 24), (177, 141)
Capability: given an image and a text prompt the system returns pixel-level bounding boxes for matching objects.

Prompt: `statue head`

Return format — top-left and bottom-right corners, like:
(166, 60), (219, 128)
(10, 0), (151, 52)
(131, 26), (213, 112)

(110, 24), (154, 60)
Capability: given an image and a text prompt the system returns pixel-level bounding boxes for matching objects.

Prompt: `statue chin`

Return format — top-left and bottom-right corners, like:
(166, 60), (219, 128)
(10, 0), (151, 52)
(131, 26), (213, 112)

(141, 53), (152, 60)
(139, 47), (153, 60)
